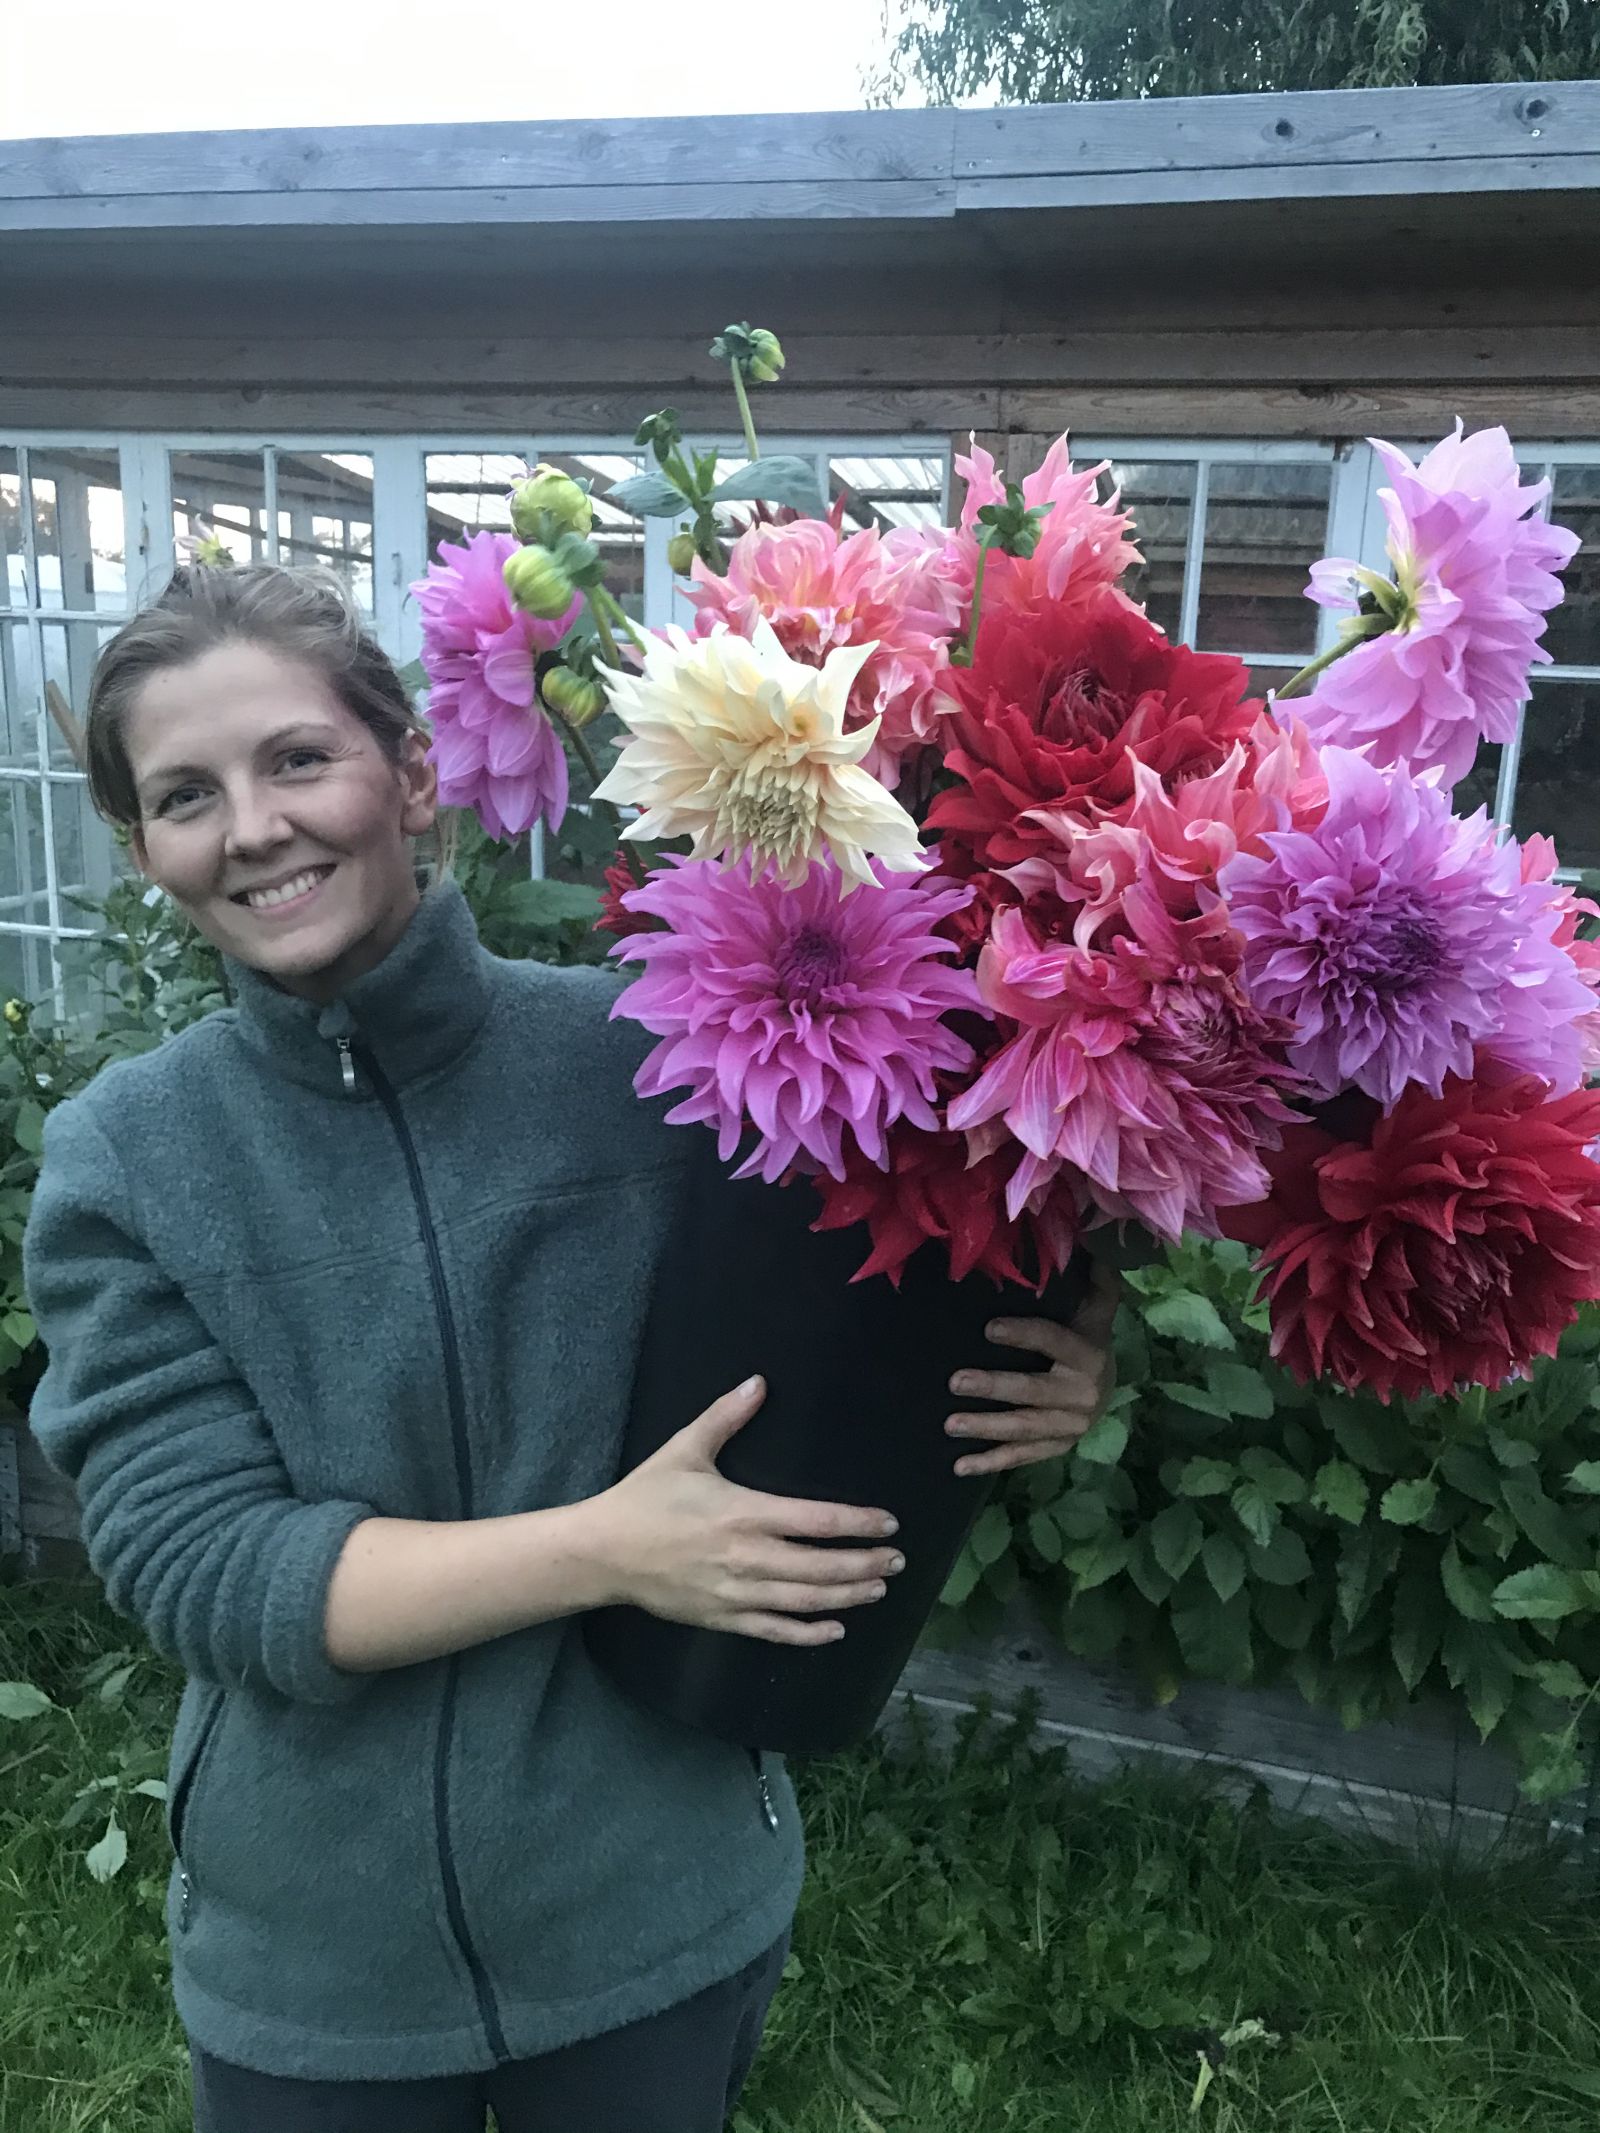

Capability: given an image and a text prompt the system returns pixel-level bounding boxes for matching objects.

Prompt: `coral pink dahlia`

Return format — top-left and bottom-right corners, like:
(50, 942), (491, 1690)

(609, 858), (983, 1184)
(411, 530), (582, 840)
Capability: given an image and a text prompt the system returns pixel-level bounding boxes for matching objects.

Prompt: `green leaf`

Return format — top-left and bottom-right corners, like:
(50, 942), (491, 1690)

(501, 879), (604, 930)
(1072, 1411), (1128, 1466)
(1150, 1502), (1204, 1582)
(1238, 1447), (1308, 1504)
(1255, 1583), (1319, 1652)
(1155, 1380), (1231, 1417)
(1439, 1443), (1502, 1508)
(1390, 1568), (1445, 1693)
(0, 1681), (54, 1721)
(1173, 1588), (1253, 1684)
(1, 1308), (33, 1349)
(1337, 1523), (1401, 1630)
(1026, 1510), (1063, 1564)
(1566, 1461), (1600, 1495)
(1441, 1540), (1496, 1624)
(969, 1504), (1011, 1567)
(1500, 1471), (1592, 1570)
(1201, 1531), (1246, 1603)
(1230, 1481), (1279, 1549)
(1532, 1658), (1590, 1703)
(1175, 1457), (1235, 1498)
(1144, 1291), (1236, 1350)
(711, 455), (828, 516)
(940, 1551), (980, 1609)
(1328, 1403), (1411, 1475)
(1492, 1564), (1592, 1621)
(1380, 1479), (1439, 1527)
(1311, 1459), (1369, 1526)
(1487, 1427), (1539, 1469)
(97, 1662), (136, 1707)
(1064, 1533), (1132, 1592)
(1246, 1526), (1312, 1587)
(131, 1778), (169, 1802)
(1204, 1358), (1275, 1420)
(85, 1813), (127, 1884)
(607, 469), (692, 518)
(12, 1100), (44, 1157)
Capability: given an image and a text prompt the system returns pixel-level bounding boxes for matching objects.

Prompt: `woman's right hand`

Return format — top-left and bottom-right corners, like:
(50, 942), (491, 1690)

(593, 1376), (905, 1646)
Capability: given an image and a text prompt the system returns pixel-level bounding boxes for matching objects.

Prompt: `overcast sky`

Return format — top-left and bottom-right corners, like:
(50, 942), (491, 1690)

(1, 0), (907, 138)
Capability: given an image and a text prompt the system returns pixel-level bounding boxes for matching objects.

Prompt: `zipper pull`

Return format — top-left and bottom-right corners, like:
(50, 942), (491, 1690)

(178, 1867), (193, 1931)
(335, 1037), (356, 1095)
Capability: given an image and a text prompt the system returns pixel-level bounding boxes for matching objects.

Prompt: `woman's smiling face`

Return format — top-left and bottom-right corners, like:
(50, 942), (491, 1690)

(125, 639), (437, 1001)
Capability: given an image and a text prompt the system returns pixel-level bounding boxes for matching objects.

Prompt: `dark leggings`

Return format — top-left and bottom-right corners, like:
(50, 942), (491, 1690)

(188, 1933), (789, 2133)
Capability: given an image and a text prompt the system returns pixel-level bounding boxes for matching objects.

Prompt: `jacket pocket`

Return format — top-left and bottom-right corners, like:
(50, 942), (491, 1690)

(167, 1682), (227, 1873)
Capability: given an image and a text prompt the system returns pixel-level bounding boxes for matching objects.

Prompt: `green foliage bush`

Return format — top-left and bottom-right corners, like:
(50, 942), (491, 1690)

(938, 1236), (1600, 1800)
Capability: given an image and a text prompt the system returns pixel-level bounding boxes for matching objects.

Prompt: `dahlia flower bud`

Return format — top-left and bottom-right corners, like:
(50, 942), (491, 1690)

(666, 531), (697, 574)
(3, 998), (26, 1030)
(541, 665), (607, 728)
(503, 545), (576, 620)
(634, 409), (684, 466)
(709, 323), (786, 384)
(510, 464), (592, 542)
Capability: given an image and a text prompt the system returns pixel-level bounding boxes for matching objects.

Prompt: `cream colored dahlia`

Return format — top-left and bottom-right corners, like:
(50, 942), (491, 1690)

(593, 618), (926, 892)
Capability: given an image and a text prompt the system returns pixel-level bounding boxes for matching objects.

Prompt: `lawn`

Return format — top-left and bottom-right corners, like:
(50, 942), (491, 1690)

(6, 1580), (1600, 2132)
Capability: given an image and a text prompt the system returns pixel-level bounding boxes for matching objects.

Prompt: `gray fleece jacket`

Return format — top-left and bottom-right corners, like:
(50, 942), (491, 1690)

(23, 880), (803, 2081)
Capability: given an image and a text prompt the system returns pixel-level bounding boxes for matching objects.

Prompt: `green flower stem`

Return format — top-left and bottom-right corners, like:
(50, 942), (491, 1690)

(951, 543), (991, 669)
(1273, 616), (1388, 701)
(596, 586), (648, 651)
(729, 362), (761, 464)
(546, 703), (648, 892)
(585, 590), (623, 670)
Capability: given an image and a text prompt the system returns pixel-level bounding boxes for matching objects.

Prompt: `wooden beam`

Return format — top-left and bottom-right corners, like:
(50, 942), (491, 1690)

(961, 152), (1600, 213)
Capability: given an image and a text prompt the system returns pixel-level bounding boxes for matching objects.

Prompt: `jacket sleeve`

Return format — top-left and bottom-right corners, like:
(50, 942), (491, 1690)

(23, 1095), (377, 1705)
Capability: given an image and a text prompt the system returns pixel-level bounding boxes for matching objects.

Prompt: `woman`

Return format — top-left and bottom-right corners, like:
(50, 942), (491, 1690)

(24, 563), (1115, 2133)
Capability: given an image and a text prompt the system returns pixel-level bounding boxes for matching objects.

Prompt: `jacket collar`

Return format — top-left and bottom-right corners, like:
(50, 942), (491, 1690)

(226, 879), (492, 1097)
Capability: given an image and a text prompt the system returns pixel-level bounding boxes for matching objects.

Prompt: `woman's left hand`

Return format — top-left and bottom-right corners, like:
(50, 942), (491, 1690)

(945, 1261), (1122, 1476)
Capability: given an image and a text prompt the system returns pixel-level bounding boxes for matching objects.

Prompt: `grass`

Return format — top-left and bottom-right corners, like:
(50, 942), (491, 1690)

(6, 1581), (1600, 2132)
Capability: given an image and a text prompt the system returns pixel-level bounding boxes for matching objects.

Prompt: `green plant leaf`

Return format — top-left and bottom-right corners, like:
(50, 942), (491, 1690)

(500, 879), (604, 930)
(940, 1550), (980, 1609)
(1201, 1531), (1246, 1603)
(0, 1681), (54, 1721)
(1246, 1526), (1312, 1586)
(1150, 1501), (1204, 1582)
(711, 455), (828, 516)
(970, 1504), (1011, 1567)
(12, 1101), (44, 1157)
(1390, 1568), (1445, 1693)
(1441, 1540), (1496, 1624)
(1144, 1291), (1235, 1350)
(1380, 1479), (1439, 1527)
(1439, 1444), (1502, 1508)
(1230, 1481), (1279, 1549)
(1204, 1357), (1275, 1419)
(1173, 1587), (1253, 1684)
(1155, 1380), (1231, 1417)
(1311, 1459), (1369, 1526)
(1238, 1447), (1308, 1504)
(1073, 1412), (1128, 1466)
(1064, 1533), (1132, 1591)
(1492, 1564), (1593, 1621)
(1026, 1510), (1063, 1564)
(85, 1813), (127, 1884)
(1175, 1457), (1235, 1498)
(607, 469), (692, 518)
(1327, 1403), (1412, 1475)
(1566, 1461), (1600, 1495)
(1337, 1523), (1401, 1631)
(1500, 1471), (1592, 1570)
(1532, 1658), (1590, 1703)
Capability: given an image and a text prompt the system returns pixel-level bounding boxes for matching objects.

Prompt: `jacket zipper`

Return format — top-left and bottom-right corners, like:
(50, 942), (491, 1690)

(341, 1037), (511, 2065)
(751, 1749), (779, 1832)
(170, 1687), (228, 1933)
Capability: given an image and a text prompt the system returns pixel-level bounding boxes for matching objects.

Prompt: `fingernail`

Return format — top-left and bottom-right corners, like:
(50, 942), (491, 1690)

(946, 1419), (972, 1436)
(827, 1623), (845, 1641)
(880, 1515), (899, 1537)
(955, 1458), (977, 1476)
(739, 1375), (762, 1396)
(950, 1372), (975, 1393)
(871, 1581), (888, 1599)
(888, 1553), (906, 1574)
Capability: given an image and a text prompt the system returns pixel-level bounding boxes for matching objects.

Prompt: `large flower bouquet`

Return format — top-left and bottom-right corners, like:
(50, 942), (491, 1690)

(416, 337), (1600, 1414)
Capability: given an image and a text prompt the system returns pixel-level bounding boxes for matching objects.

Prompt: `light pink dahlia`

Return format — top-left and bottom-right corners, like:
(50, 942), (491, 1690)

(925, 434), (1143, 625)
(1219, 747), (1596, 1107)
(949, 889), (1301, 1240)
(609, 857), (983, 1184)
(685, 519), (963, 780)
(1297, 425), (1581, 784)
(411, 530), (582, 841)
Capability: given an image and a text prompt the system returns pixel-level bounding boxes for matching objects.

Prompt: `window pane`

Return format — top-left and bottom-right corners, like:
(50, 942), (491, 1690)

(0, 778), (49, 924)
(1510, 681), (1600, 872)
(27, 449), (125, 611)
(276, 451), (375, 609)
(0, 622), (41, 769)
(0, 926), (54, 1008)
(1196, 461), (1331, 658)
(1546, 465), (1600, 670)
(1105, 461), (1192, 639)
(830, 454), (945, 535)
(425, 452), (527, 554)
(1, 448), (23, 610)
(50, 777), (125, 917)
(39, 619), (117, 771)
(1453, 740), (1503, 824)
(546, 452), (646, 619)
(170, 450), (269, 565)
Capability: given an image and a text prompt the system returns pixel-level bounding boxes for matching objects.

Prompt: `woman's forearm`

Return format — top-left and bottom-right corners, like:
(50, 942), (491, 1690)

(324, 1500), (624, 1674)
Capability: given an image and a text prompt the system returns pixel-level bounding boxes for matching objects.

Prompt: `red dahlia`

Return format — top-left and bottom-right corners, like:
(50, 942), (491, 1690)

(926, 595), (1261, 885)
(596, 853), (658, 939)
(810, 1120), (1080, 1292)
(1223, 1069), (1600, 1401)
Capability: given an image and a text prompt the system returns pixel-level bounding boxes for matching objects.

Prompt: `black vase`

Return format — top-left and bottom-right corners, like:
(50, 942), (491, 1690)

(585, 1152), (1091, 1756)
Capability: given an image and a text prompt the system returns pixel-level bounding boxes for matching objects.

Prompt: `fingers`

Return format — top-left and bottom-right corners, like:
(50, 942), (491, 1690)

(679, 1375), (766, 1459)
(949, 1364), (1098, 1411)
(740, 1577), (890, 1615)
(953, 1438), (1077, 1477)
(741, 1489), (899, 1544)
(748, 1540), (905, 1586)
(981, 1317), (1101, 1372)
(726, 1612), (849, 1647)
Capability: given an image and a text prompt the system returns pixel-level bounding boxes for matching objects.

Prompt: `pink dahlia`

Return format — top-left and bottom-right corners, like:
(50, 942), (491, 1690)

(949, 890), (1301, 1240)
(685, 519), (963, 780)
(608, 858), (983, 1184)
(411, 531), (583, 841)
(1296, 425), (1581, 784)
(929, 435), (1143, 624)
(1219, 748), (1596, 1107)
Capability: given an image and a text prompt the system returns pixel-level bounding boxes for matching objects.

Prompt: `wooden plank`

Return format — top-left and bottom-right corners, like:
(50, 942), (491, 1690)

(960, 152), (1600, 215)
(953, 81), (1598, 178)
(0, 109), (958, 202)
(6, 326), (1599, 391)
(0, 179), (958, 235)
(893, 1621), (1575, 1852)
(999, 381), (1600, 441)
